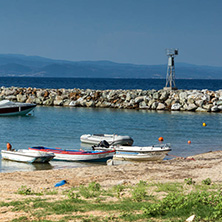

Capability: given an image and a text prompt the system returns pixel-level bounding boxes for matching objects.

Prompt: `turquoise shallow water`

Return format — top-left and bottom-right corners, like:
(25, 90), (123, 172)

(1, 106), (222, 172)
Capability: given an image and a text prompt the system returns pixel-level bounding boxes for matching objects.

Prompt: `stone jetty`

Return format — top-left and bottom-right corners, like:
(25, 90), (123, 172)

(1, 86), (222, 112)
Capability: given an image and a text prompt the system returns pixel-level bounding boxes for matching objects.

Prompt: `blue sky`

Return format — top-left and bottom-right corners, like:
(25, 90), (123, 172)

(0, 0), (221, 66)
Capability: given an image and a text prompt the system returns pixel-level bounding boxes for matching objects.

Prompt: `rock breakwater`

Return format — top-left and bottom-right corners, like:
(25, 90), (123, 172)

(1, 86), (222, 112)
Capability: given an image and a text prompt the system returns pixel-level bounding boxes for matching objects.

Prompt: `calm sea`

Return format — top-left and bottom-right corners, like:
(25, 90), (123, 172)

(0, 77), (222, 173)
(0, 77), (222, 91)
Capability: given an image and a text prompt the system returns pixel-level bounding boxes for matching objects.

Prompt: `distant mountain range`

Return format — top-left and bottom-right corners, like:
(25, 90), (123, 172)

(0, 54), (221, 79)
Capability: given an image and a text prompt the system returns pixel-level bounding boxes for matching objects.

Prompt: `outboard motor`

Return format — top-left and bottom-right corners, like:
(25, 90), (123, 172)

(98, 140), (110, 148)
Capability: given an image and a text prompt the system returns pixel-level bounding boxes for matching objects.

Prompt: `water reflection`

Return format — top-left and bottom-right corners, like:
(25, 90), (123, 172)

(0, 159), (106, 173)
(0, 160), (53, 173)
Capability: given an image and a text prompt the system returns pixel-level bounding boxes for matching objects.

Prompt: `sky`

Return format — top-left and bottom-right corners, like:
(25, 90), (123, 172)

(0, 0), (222, 66)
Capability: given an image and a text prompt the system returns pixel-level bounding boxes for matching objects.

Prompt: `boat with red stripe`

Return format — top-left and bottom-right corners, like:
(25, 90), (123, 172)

(29, 146), (115, 162)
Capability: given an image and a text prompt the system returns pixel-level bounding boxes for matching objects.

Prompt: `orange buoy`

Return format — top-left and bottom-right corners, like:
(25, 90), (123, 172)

(188, 140), (191, 144)
(202, 122), (206, 127)
(158, 137), (164, 142)
(7, 143), (12, 151)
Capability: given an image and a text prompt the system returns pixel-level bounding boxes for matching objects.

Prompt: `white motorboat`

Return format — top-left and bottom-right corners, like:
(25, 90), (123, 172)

(80, 134), (134, 146)
(1, 149), (55, 163)
(0, 100), (36, 116)
(94, 143), (171, 161)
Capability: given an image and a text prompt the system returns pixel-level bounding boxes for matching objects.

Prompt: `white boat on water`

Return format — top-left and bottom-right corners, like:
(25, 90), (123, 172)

(80, 134), (134, 146)
(94, 142), (171, 161)
(0, 100), (36, 116)
(1, 149), (55, 163)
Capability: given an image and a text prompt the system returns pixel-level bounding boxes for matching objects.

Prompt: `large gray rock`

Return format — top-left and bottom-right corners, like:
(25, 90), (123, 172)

(36, 90), (44, 98)
(100, 102), (111, 108)
(53, 99), (63, 106)
(184, 103), (197, 111)
(69, 101), (78, 107)
(17, 94), (27, 103)
(33, 98), (43, 105)
(202, 104), (213, 111)
(196, 107), (208, 112)
(211, 106), (219, 112)
(160, 91), (169, 101)
(151, 102), (159, 109)
(135, 96), (145, 103)
(85, 101), (95, 107)
(26, 96), (36, 104)
(153, 92), (159, 100)
(125, 93), (131, 102)
(144, 96), (150, 103)
(195, 100), (204, 107)
(63, 99), (71, 106)
(216, 101), (222, 106)
(157, 103), (165, 110)
(5, 95), (17, 101)
(148, 99), (155, 107)
(139, 101), (147, 108)
(165, 98), (173, 107)
(171, 103), (181, 111)
(4, 88), (15, 96)
(43, 98), (54, 106)
(179, 92), (187, 101)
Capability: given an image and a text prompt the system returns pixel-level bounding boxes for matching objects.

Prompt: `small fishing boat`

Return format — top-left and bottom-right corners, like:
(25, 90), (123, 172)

(93, 142), (171, 161)
(29, 146), (115, 162)
(1, 149), (55, 163)
(0, 100), (36, 116)
(80, 134), (134, 146)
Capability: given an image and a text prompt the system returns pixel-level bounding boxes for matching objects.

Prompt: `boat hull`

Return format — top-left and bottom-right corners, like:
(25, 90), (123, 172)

(50, 153), (114, 162)
(114, 151), (169, 161)
(94, 143), (171, 161)
(80, 134), (134, 146)
(94, 144), (171, 153)
(0, 103), (36, 116)
(29, 146), (115, 162)
(1, 150), (54, 163)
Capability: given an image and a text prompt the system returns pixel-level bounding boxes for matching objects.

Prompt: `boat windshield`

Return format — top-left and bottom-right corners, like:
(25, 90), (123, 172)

(0, 100), (15, 106)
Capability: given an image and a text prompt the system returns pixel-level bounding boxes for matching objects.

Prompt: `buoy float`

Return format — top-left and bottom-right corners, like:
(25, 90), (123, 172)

(188, 140), (191, 144)
(158, 137), (164, 142)
(202, 122), (206, 127)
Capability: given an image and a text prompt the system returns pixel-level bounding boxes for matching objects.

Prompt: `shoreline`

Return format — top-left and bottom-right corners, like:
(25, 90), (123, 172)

(1, 150), (222, 201)
(1, 86), (222, 112)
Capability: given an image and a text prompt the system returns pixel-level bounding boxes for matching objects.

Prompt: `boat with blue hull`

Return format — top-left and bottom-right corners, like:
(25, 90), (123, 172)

(29, 146), (115, 162)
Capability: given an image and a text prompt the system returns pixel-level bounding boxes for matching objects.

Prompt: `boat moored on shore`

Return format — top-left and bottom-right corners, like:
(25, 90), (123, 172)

(29, 146), (115, 162)
(93, 142), (171, 161)
(1, 149), (55, 163)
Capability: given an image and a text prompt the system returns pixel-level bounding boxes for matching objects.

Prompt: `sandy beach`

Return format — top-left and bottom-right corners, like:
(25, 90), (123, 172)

(1, 150), (222, 221)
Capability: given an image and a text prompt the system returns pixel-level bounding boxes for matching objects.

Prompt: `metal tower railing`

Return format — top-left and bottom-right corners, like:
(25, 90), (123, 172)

(165, 48), (178, 89)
